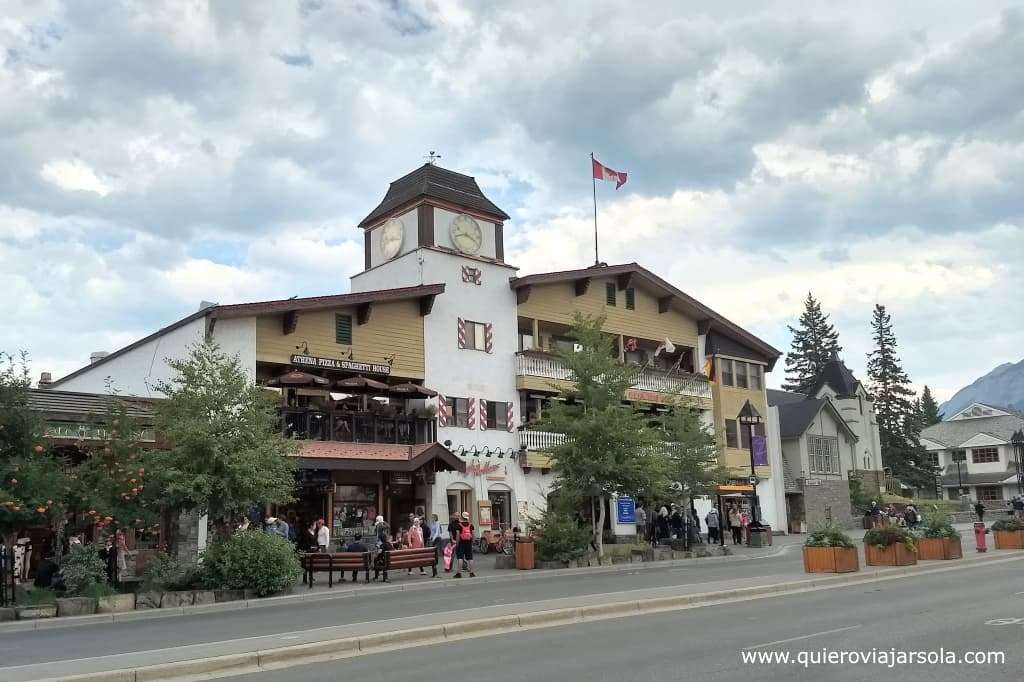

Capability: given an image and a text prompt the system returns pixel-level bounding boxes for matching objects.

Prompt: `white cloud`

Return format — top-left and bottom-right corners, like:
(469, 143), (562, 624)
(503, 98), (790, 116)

(39, 159), (117, 196)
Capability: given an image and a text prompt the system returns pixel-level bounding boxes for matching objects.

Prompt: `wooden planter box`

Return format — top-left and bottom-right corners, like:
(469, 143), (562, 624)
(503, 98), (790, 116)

(916, 537), (962, 560)
(993, 529), (1024, 550)
(803, 546), (859, 573)
(864, 542), (917, 566)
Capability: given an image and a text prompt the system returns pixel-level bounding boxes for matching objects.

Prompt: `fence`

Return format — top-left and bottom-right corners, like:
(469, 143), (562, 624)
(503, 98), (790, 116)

(0, 543), (15, 607)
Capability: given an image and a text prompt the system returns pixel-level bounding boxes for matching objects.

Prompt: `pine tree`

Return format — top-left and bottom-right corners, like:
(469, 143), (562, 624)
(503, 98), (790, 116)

(783, 292), (842, 393)
(920, 386), (942, 426)
(866, 305), (933, 490)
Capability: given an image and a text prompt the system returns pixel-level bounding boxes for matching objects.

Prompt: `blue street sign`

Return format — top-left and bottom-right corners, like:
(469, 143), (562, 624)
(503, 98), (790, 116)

(616, 496), (636, 524)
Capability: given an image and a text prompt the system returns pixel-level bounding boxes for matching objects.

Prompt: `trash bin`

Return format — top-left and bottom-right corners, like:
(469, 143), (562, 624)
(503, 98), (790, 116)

(515, 536), (535, 570)
(747, 526), (771, 548)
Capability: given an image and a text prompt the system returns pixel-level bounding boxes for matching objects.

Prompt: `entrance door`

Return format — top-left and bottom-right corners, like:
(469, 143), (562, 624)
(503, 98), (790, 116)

(446, 489), (472, 522)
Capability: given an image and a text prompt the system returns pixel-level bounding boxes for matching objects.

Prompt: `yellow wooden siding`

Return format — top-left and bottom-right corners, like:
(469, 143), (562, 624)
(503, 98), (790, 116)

(516, 375), (573, 394)
(255, 300), (425, 379)
(517, 278), (699, 348)
(712, 374), (771, 479)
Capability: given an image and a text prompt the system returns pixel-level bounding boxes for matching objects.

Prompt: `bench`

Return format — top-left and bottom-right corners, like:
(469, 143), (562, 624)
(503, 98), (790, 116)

(303, 552), (370, 588)
(381, 547), (438, 581)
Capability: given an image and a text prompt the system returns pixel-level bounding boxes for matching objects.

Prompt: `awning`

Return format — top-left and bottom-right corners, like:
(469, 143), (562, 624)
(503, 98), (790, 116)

(267, 370), (330, 387)
(335, 375), (389, 392)
(294, 441), (465, 473)
(387, 382), (439, 398)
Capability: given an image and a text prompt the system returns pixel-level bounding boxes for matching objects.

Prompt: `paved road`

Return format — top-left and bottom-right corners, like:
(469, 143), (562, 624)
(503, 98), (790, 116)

(0, 544), (808, 677)
(235, 558), (1024, 682)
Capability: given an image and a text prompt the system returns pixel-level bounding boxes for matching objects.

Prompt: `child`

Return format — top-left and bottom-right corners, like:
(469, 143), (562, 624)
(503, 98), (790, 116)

(443, 538), (456, 572)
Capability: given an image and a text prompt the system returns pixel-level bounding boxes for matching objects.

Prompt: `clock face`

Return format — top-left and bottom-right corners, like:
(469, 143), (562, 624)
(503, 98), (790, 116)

(449, 214), (482, 255)
(379, 218), (404, 259)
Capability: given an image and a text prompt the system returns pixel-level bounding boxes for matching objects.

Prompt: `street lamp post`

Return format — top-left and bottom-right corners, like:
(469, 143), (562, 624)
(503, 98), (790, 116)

(952, 450), (966, 496)
(738, 400), (763, 528)
(1011, 430), (1024, 497)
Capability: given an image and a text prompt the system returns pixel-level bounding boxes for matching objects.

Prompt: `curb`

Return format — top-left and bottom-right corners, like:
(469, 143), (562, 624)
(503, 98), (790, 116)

(0, 542), (803, 634)
(30, 552), (1024, 682)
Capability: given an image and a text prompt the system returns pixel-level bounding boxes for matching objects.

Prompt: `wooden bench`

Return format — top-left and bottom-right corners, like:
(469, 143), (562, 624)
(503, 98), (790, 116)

(303, 552), (370, 588)
(381, 547), (438, 581)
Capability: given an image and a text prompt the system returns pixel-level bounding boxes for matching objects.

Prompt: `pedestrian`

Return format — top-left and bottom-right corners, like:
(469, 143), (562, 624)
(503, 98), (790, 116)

(705, 506), (720, 544)
(304, 521), (317, 551)
(407, 517), (426, 575)
(974, 500), (986, 523)
(635, 504), (647, 541)
(670, 504), (684, 539)
(1013, 496), (1024, 519)
(739, 509), (750, 544)
(345, 534), (369, 583)
(99, 536), (117, 585)
(316, 518), (330, 552)
(373, 515), (389, 549)
(430, 513), (445, 556)
(903, 505), (917, 529)
(869, 500), (882, 529)
(454, 511), (476, 578)
(886, 505), (897, 527)
(656, 506), (670, 545)
(373, 532), (395, 582)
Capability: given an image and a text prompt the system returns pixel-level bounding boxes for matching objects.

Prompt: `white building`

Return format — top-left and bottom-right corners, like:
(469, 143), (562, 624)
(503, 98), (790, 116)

(922, 403), (1024, 505)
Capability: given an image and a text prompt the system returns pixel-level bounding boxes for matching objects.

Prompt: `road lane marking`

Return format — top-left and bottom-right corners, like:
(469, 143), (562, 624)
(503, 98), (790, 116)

(742, 625), (862, 650)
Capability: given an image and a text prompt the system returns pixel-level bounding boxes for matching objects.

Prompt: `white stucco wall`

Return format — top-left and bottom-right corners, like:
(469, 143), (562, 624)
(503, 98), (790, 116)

(212, 316), (257, 381)
(760, 404), (788, 533)
(54, 317), (207, 397)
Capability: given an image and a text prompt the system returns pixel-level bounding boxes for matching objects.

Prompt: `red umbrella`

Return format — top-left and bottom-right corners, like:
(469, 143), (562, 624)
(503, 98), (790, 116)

(387, 382), (438, 398)
(266, 371), (330, 387)
(335, 375), (389, 392)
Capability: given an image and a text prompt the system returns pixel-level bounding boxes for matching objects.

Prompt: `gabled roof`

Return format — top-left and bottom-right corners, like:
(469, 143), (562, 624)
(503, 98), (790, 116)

(948, 402), (1022, 421)
(50, 284), (445, 387)
(767, 388), (807, 406)
(28, 388), (158, 422)
(921, 414), (1024, 448)
(295, 441), (466, 473)
(804, 355), (862, 399)
(776, 397), (858, 441)
(358, 164), (510, 228)
(509, 263), (782, 369)
(940, 464), (1017, 487)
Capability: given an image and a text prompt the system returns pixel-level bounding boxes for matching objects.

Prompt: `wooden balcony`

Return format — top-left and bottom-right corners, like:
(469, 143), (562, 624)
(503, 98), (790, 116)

(280, 408), (436, 445)
(515, 350), (712, 404)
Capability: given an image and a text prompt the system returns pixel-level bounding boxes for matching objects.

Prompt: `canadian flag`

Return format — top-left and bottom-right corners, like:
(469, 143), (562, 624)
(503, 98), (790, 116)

(592, 157), (627, 189)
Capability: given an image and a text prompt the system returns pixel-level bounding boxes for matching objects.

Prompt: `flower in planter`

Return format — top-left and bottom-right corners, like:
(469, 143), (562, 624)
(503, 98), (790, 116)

(804, 522), (855, 549)
(864, 526), (916, 552)
(992, 518), (1024, 532)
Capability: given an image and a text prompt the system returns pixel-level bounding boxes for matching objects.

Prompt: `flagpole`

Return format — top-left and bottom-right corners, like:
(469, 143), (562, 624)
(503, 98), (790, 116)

(591, 152), (599, 265)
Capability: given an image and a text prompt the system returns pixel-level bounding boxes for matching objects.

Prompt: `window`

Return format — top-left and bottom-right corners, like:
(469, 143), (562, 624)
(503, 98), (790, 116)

(749, 364), (763, 390)
(625, 287), (636, 310)
(605, 282), (616, 306)
(950, 449), (967, 462)
(977, 486), (1003, 501)
(863, 455), (871, 470)
(335, 314), (352, 345)
(739, 422), (765, 449)
(971, 447), (999, 464)
(720, 359), (734, 386)
(465, 321), (487, 351)
(450, 397), (470, 428)
(488, 490), (511, 530)
(735, 362), (749, 389)
(925, 452), (939, 467)
(518, 332), (534, 351)
(725, 419), (739, 448)
(808, 435), (840, 475)
(485, 401), (508, 430)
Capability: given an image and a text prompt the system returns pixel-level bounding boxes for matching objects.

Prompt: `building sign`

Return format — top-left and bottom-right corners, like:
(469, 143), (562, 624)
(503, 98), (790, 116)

(803, 479), (822, 486)
(752, 435), (768, 466)
(616, 496), (636, 524)
(467, 460), (501, 477)
(290, 354), (391, 376)
(43, 421), (156, 443)
(388, 472), (412, 486)
(625, 389), (667, 403)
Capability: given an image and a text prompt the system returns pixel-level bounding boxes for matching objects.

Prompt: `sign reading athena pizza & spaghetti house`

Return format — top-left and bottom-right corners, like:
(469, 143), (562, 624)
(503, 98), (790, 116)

(290, 354), (392, 376)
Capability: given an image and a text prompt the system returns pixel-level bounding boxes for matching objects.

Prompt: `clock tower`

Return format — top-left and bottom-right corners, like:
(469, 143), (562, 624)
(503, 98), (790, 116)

(350, 164), (525, 530)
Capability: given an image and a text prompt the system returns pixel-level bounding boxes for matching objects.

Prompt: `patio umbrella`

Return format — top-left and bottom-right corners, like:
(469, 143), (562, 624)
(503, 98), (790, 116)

(266, 370), (331, 387)
(386, 382), (439, 398)
(335, 375), (389, 392)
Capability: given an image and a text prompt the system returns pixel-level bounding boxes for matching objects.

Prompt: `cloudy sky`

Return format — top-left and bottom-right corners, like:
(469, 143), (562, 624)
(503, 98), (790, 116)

(3, 0), (1023, 400)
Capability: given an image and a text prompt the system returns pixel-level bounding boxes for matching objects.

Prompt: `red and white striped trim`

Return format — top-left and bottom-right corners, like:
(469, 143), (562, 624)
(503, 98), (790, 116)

(461, 265), (482, 285)
(506, 401), (515, 432)
(479, 399), (488, 430)
(437, 394), (448, 427)
(457, 318), (466, 349)
(467, 398), (477, 429)
(484, 323), (493, 354)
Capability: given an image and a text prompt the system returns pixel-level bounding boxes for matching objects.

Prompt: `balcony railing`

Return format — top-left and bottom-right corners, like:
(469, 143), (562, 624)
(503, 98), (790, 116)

(516, 351), (711, 400)
(519, 430), (567, 451)
(280, 408), (436, 445)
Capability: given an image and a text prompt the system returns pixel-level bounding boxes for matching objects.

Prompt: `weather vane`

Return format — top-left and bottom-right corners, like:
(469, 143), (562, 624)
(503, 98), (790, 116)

(424, 151), (442, 165)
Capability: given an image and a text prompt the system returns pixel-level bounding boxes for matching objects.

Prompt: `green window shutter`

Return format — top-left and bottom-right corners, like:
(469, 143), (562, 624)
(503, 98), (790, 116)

(625, 287), (635, 310)
(335, 314), (352, 345)
(605, 282), (616, 306)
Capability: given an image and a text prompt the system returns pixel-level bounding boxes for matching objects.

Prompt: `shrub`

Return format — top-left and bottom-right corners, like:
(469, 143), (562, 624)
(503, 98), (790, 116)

(141, 552), (198, 592)
(60, 544), (109, 596)
(200, 530), (301, 597)
(82, 582), (117, 599)
(917, 509), (960, 539)
(26, 588), (57, 605)
(804, 522), (855, 549)
(532, 509), (591, 563)
(864, 526), (916, 552)
(992, 517), (1024, 532)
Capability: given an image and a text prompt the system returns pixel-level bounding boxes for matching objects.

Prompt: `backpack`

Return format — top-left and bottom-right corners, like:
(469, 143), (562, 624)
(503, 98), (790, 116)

(422, 523), (432, 542)
(459, 522), (472, 541)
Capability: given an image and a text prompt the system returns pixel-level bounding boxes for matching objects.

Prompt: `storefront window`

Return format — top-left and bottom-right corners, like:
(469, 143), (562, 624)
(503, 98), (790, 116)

(488, 490), (511, 530)
(332, 484), (378, 541)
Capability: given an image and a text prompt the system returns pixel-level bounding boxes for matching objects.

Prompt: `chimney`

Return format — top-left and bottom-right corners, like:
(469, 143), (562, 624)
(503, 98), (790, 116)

(38, 372), (53, 389)
(90, 351), (110, 364)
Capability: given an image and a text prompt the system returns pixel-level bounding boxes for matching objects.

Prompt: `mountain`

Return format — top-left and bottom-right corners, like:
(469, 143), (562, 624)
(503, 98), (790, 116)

(939, 359), (1024, 418)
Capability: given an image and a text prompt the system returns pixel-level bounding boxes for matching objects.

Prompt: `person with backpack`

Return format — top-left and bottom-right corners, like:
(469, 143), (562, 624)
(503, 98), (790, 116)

(705, 506), (720, 544)
(454, 511), (476, 578)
